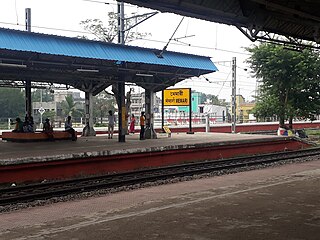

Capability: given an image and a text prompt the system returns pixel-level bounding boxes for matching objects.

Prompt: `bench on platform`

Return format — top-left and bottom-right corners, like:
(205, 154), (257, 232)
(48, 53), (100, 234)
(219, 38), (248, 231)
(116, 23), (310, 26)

(1, 131), (76, 142)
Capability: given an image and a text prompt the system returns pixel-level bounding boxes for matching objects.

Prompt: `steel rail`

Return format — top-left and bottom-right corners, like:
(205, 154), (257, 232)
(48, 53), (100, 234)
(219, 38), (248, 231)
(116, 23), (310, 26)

(1, 147), (320, 206)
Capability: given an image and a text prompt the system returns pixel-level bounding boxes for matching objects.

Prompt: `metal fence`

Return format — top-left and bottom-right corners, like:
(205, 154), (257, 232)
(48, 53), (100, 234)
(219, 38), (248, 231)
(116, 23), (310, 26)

(0, 114), (229, 130)
(0, 114), (284, 130)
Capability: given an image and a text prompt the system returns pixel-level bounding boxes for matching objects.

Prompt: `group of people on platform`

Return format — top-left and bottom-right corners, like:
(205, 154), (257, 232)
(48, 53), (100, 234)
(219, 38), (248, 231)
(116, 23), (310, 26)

(277, 124), (308, 138)
(107, 110), (145, 140)
(12, 115), (77, 141)
(12, 115), (34, 133)
(13, 110), (146, 141)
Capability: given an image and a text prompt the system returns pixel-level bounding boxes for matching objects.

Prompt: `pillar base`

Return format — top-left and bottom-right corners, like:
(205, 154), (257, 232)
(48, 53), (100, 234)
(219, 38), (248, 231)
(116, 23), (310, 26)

(145, 126), (157, 139)
(81, 125), (96, 137)
(118, 134), (125, 142)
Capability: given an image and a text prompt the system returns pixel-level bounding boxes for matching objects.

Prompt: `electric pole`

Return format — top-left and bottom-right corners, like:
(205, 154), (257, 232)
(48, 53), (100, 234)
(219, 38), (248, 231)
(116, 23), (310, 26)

(231, 57), (236, 133)
(116, 2), (157, 142)
(117, 1), (126, 142)
(25, 8), (32, 118)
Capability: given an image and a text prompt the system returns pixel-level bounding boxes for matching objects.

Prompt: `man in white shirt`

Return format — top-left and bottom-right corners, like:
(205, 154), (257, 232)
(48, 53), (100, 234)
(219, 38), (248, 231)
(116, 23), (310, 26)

(65, 116), (77, 141)
(108, 110), (116, 139)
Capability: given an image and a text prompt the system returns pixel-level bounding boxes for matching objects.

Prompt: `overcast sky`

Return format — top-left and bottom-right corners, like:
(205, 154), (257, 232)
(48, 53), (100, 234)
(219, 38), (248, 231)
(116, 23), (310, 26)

(0, 0), (258, 102)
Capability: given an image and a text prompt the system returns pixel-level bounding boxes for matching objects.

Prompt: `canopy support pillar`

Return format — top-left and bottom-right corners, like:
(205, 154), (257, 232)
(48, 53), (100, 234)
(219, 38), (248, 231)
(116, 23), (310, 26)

(82, 91), (96, 136)
(117, 82), (126, 142)
(25, 80), (32, 117)
(145, 89), (157, 139)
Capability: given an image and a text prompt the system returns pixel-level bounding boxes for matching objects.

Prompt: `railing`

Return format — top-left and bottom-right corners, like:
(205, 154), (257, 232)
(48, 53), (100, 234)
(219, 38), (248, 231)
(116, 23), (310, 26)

(1, 115), (317, 130)
(0, 118), (12, 130)
(0, 115), (226, 130)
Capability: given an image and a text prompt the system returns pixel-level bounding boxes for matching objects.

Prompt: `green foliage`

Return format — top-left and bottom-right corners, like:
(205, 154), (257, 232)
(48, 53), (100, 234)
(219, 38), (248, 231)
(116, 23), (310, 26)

(247, 43), (320, 124)
(94, 122), (108, 127)
(93, 92), (116, 123)
(305, 129), (320, 136)
(251, 94), (279, 121)
(0, 88), (25, 118)
(198, 92), (226, 106)
(42, 110), (56, 120)
(61, 95), (83, 117)
(0, 122), (8, 130)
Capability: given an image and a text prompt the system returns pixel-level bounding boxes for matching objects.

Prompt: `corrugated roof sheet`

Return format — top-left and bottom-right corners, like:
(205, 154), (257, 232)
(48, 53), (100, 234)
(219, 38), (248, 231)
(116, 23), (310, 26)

(123, 0), (320, 43)
(0, 28), (217, 72)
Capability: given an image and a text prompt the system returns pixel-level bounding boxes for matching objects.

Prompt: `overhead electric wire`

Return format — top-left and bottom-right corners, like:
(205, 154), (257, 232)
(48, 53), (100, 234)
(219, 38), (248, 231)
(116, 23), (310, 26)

(79, 0), (137, 7)
(1, 1), (250, 57)
(133, 37), (250, 55)
(80, 0), (110, 4)
(0, 21), (96, 35)
(0, 20), (250, 57)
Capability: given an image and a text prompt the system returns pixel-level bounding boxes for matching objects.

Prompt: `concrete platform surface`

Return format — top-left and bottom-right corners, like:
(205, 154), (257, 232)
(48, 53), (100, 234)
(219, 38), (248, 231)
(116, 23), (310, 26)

(0, 159), (319, 240)
(1, 132), (289, 164)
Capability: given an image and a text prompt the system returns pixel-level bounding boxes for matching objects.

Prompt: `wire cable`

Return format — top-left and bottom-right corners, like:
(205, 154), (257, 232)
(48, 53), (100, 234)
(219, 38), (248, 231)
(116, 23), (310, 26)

(0, 20), (251, 57)
(79, 0), (137, 7)
(133, 37), (250, 55)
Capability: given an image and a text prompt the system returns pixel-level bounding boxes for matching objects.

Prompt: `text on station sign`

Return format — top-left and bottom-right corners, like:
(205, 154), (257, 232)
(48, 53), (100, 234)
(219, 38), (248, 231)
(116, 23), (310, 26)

(163, 88), (190, 106)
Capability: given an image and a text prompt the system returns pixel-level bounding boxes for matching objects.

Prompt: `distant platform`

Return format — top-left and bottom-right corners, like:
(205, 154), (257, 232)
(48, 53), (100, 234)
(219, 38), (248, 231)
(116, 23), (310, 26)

(0, 132), (312, 184)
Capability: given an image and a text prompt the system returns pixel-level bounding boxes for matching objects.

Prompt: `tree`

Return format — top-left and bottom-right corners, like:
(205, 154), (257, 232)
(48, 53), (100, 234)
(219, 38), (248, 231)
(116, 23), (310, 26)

(43, 110), (56, 121)
(80, 12), (151, 43)
(93, 91), (116, 123)
(247, 43), (320, 127)
(198, 92), (227, 106)
(0, 88), (25, 118)
(32, 89), (54, 102)
(251, 94), (279, 122)
(61, 95), (83, 117)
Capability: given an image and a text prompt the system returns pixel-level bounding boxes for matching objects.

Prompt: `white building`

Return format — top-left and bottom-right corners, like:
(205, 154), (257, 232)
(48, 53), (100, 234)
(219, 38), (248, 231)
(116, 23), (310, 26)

(130, 92), (162, 117)
(198, 104), (227, 122)
(53, 91), (82, 103)
(32, 91), (84, 121)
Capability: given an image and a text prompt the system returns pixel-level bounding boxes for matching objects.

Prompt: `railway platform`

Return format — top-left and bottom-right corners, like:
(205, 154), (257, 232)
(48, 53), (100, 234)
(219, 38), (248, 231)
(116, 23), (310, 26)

(0, 158), (319, 239)
(0, 132), (312, 184)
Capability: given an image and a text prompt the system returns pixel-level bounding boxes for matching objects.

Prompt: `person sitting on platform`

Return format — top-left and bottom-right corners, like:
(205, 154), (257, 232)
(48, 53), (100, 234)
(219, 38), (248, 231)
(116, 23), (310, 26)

(65, 116), (77, 141)
(28, 115), (34, 132)
(12, 117), (24, 132)
(23, 115), (35, 133)
(43, 118), (54, 140)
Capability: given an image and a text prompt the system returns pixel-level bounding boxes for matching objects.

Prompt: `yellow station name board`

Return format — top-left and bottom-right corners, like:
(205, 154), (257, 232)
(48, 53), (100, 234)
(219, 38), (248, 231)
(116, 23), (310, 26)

(163, 88), (190, 106)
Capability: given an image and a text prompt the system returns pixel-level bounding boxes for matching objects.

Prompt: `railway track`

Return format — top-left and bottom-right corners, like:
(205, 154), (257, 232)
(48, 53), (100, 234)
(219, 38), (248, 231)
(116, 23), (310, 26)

(1, 147), (320, 206)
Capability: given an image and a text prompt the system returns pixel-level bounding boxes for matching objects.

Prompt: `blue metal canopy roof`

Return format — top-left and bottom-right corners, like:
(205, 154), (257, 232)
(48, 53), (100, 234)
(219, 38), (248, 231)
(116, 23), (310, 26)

(0, 28), (217, 72)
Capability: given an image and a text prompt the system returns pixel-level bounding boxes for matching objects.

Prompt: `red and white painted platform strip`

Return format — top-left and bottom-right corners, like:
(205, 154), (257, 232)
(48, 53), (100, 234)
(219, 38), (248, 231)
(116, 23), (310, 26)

(0, 133), (313, 184)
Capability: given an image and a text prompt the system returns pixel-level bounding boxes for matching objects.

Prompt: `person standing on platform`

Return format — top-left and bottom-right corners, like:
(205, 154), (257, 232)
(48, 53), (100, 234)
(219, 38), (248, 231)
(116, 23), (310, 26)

(129, 114), (136, 134)
(108, 110), (116, 139)
(65, 116), (77, 141)
(139, 111), (145, 140)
